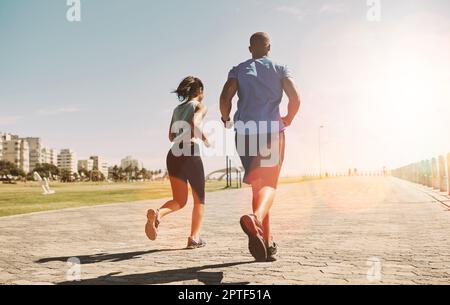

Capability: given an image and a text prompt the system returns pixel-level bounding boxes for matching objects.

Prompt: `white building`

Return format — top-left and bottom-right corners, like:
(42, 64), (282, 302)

(24, 137), (41, 171)
(78, 159), (94, 172)
(90, 156), (109, 178)
(1, 133), (57, 174)
(20, 138), (58, 171)
(41, 147), (58, 166)
(121, 156), (143, 171)
(57, 149), (77, 174)
(0, 133), (15, 161)
(2, 136), (30, 174)
(0, 132), (6, 160)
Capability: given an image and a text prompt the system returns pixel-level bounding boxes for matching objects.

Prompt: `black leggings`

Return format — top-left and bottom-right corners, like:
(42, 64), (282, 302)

(166, 148), (205, 204)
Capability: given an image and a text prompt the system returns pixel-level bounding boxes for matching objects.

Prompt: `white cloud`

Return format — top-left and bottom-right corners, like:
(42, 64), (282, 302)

(276, 3), (346, 20)
(0, 116), (22, 125)
(318, 3), (346, 15)
(37, 106), (82, 116)
(276, 5), (307, 20)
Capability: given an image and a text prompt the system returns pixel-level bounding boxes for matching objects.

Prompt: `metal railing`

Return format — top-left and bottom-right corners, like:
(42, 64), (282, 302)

(225, 156), (242, 189)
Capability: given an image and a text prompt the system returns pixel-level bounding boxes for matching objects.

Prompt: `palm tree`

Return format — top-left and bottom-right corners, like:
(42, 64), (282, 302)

(78, 168), (89, 181)
(111, 165), (120, 182)
(34, 163), (59, 178)
(60, 169), (72, 183)
(91, 170), (104, 182)
(124, 165), (133, 181)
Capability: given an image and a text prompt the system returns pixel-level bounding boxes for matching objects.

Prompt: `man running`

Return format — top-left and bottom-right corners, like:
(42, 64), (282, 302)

(220, 32), (301, 262)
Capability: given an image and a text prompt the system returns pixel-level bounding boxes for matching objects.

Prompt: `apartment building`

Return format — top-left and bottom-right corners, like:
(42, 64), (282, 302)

(41, 147), (58, 166)
(90, 156), (109, 178)
(22, 138), (58, 171)
(57, 149), (77, 174)
(2, 137), (30, 174)
(0, 132), (7, 160)
(25, 137), (41, 171)
(121, 156), (143, 171)
(1, 132), (110, 179)
(78, 159), (94, 172)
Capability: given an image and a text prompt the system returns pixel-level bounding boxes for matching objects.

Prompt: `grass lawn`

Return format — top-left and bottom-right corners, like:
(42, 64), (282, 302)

(0, 176), (315, 217)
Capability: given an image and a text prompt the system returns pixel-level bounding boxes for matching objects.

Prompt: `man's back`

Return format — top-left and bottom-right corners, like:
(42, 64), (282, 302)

(228, 56), (290, 134)
(219, 32), (301, 262)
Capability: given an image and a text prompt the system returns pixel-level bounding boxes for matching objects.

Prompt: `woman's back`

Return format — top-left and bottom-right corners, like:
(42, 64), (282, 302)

(171, 99), (200, 140)
(172, 100), (199, 125)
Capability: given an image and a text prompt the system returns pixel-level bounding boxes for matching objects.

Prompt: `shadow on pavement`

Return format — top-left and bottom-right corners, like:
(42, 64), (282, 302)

(36, 248), (187, 265)
(57, 261), (254, 285)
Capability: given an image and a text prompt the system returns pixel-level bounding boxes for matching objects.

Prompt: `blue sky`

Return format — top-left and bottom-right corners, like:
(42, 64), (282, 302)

(1, 0), (449, 175)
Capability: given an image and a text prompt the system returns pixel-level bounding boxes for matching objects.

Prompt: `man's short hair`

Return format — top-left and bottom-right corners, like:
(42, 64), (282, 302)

(250, 32), (270, 47)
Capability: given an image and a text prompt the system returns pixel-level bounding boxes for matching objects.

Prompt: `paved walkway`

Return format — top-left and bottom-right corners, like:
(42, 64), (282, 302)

(1, 177), (450, 285)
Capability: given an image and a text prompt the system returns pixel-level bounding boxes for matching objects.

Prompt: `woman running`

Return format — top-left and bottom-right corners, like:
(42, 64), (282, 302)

(145, 76), (209, 249)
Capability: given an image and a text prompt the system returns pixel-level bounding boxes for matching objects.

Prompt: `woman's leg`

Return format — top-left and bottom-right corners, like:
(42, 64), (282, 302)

(190, 201), (204, 239)
(159, 176), (188, 218)
(146, 153), (190, 241)
(187, 156), (206, 239)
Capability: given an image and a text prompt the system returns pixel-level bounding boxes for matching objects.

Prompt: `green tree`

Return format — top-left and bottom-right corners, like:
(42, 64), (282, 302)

(140, 168), (150, 180)
(60, 169), (72, 182)
(118, 167), (125, 181)
(33, 163), (59, 178)
(73, 172), (79, 181)
(111, 165), (120, 182)
(90, 169), (104, 182)
(124, 165), (133, 181)
(78, 168), (89, 180)
(0, 160), (25, 178)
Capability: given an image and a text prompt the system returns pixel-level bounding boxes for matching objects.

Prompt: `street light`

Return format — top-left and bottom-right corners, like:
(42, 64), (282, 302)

(319, 125), (324, 178)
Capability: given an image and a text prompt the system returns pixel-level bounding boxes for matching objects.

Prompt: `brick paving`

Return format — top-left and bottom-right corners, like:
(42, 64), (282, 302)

(1, 177), (449, 285)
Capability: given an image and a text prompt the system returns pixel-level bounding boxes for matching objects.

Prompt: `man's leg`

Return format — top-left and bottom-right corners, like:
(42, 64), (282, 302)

(262, 213), (270, 243)
(240, 179), (276, 261)
(255, 132), (284, 241)
(251, 180), (260, 211)
(252, 180), (275, 242)
(253, 186), (276, 222)
(241, 133), (284, 260)
(252, 181), (276, 242)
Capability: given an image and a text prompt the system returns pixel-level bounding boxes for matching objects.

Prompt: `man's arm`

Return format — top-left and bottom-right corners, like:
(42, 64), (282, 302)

(281, 77), (301, 127)
(220, 78), (238, 125)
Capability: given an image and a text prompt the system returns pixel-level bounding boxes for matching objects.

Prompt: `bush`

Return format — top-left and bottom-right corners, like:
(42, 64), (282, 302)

(0, 160), (25, 178)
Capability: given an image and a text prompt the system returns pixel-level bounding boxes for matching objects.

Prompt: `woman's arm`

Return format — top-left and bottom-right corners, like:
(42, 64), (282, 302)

(192, 103), (209, 145)
(168, 116), (176, 142)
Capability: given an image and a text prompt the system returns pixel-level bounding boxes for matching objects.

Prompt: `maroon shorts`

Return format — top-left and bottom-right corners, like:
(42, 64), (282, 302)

(235, 132), (285, 188)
